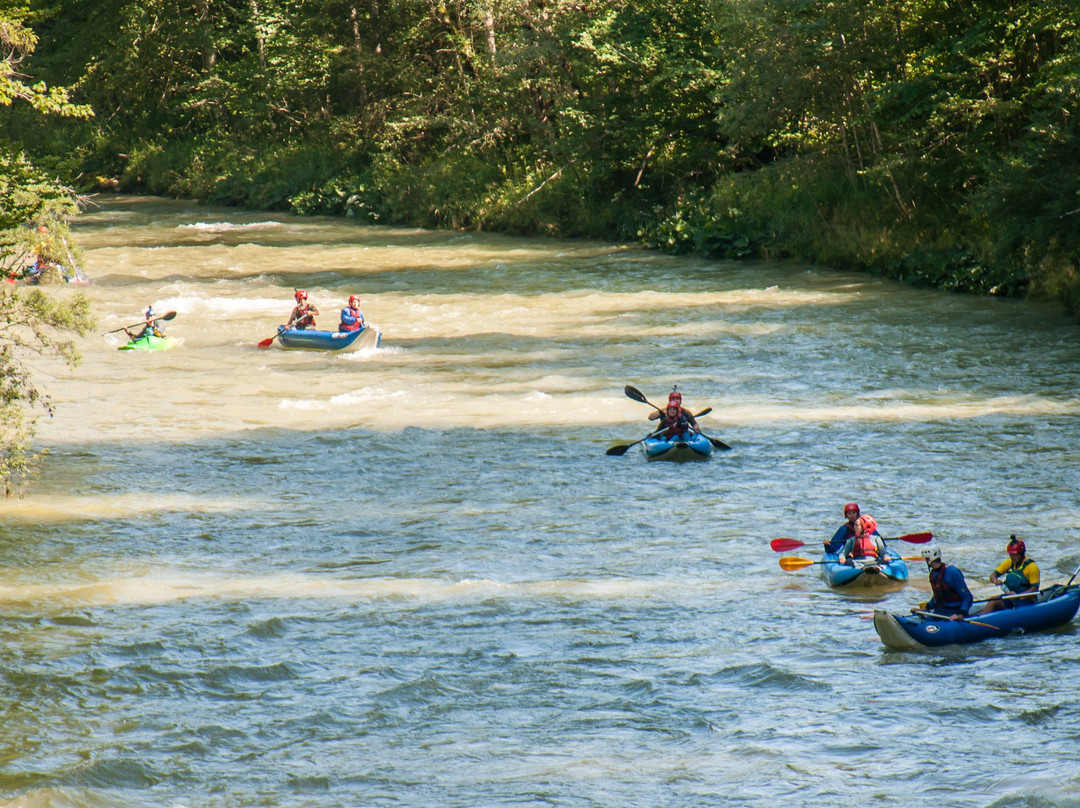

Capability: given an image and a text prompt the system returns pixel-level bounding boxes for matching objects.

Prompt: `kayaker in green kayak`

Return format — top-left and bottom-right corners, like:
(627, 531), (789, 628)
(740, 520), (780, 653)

(124, 306), (167, 341)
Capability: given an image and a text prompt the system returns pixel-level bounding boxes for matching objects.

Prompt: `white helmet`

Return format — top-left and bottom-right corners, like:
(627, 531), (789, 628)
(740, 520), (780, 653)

(921, 547), (942, 564)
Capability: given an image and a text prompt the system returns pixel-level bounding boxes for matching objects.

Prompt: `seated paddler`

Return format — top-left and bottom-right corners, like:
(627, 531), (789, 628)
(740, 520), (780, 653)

(339, 294), (365, 332)
(912, 547), (973, 621)
(983, 535), (1040, 613)
(825, 502), (861, 554)
(124, 306), (165, 340)
(647, 389), (699, 439)
(837, 515), (892, 566)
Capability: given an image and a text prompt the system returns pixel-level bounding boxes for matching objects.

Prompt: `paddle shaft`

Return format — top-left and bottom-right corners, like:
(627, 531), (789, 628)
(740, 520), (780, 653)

(913, 609), (999, 630)
(1065, 562), (1080, 589)
(104, 310), (176, 334)
(778, 555), (920, 571)
(605, 429), (664, 456)
(771, 533), (932, 553)
(971, 591), (1038, 605)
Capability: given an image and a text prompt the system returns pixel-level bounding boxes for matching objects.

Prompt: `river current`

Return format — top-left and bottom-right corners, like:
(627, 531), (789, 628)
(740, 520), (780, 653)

(1, 196), (1078, 807)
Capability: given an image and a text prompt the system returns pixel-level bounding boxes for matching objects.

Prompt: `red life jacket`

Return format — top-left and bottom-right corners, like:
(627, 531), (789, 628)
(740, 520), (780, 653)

(929, 565), (962, 604)
(340, 306), (362, 331)
(291, 304), (316, 329)
(661, 407), (691, 437)
(853, 532), (879, 559)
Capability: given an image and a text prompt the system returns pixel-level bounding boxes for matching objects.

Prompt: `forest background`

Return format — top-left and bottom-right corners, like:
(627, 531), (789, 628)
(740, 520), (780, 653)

(2, 0), (1080, 312)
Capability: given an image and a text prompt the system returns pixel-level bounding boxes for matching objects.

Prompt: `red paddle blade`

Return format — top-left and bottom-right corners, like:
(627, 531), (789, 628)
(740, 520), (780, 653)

(894, 532), (933, 544)
(257, 337), (275, 349)
(770, 538), (806, 552)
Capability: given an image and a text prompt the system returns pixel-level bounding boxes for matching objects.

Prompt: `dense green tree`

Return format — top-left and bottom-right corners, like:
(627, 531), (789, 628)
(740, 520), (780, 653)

(8, 0), (1080, 311)
(0, 4), (95, 495)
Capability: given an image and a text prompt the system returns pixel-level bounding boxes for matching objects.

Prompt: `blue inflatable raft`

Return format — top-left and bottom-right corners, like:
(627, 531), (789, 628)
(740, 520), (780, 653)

(873, 586), (1080, 649)
(275, 324), (381, 352)
(641, 430), (714, 462)
(820, 551), (909, 589)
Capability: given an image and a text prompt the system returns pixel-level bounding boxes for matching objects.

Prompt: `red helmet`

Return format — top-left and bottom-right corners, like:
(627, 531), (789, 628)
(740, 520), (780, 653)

(844, 502), (860, 516)
(295, 289), (308, 301)
(348, 295), (360, 307)
(855, 515), (877, 537)
(668, 392), (682, 406)
(1007, 535), (1026, 555)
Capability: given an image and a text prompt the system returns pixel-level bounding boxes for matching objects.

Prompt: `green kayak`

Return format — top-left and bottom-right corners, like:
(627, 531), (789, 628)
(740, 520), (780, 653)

(118, 333), (171, 351)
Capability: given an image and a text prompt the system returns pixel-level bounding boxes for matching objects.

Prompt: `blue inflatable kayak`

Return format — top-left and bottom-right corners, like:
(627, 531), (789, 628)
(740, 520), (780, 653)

(873, 586), (1080, 649)
(641, 430), (714, 462)
(274, 324), (381, 352)
(820, 551), (909, 589)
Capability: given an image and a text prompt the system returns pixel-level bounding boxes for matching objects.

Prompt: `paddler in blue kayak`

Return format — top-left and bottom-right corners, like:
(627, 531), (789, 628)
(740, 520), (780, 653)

(287, 289), (319, 330)
(912, 547), (973, 621)
(824, 502), (861, 554)
(647, 389), (699, 439)
(837, 514), (894, 566)
(338, 294), (365, 332)
(124, 306), (166, 340)
(983, 535), (1040, 612)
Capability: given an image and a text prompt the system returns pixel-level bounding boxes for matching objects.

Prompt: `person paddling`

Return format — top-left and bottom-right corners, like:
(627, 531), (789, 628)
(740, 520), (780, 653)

(647, 389), (699, 439)
(913, 547), (973, 621)
(287, 289), (319, 330)
(825, 502), (861, 554)
(837, 514), (893, 566)
(338, 294), (365, 332)
(983, 535), (1040, 612)
(124, 306), (165, 340)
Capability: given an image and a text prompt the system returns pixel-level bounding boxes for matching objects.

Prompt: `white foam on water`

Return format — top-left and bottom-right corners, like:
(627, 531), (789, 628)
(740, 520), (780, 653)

(178, 221), (283, 232)
(0, 569), (720, 608)
(0, 494), (262, 523)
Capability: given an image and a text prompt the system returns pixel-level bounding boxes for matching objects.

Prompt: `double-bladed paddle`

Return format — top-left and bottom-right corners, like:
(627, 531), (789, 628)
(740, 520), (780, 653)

(622, 385), (732, 451)
(970, 591), (1039, 605)
(103, 310), (177, 335)
(770, 533), (933, 553)
(779, 555), (922, 571)
(605, 408), (713, 456)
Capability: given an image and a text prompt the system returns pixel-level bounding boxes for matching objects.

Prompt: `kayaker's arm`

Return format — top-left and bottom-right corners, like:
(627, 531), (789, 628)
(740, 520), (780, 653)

(876, 536), (892, 562)
(946, 566), (975, 616)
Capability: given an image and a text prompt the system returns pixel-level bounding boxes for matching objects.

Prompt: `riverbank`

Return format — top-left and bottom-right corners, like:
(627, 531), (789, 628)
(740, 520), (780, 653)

(10, 1), (1078, 316)
(86, 135), (1079, 318)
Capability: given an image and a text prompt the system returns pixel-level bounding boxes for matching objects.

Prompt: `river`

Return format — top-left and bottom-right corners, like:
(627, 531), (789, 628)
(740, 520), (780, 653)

(1, 195), (1078, 807)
